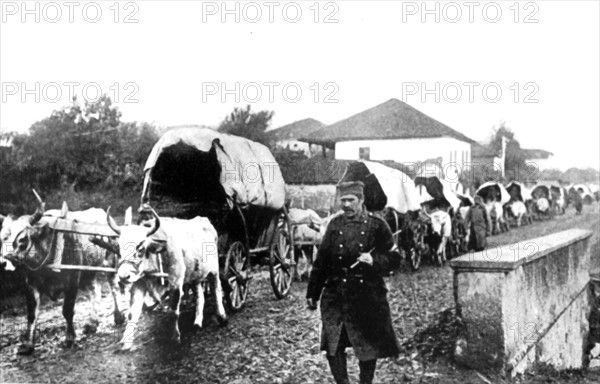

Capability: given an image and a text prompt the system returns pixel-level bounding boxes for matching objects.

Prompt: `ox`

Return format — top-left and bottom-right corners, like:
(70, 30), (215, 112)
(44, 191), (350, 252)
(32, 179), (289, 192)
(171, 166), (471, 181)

(105, 207), (227, 350)
(0, 202), (125, 355)
(535, 197), (553, 220)
(288, 208), (323, 281)
(524, 199), (537, 223)
(504, 200), (528, 227)
(485, 201), (509, 235)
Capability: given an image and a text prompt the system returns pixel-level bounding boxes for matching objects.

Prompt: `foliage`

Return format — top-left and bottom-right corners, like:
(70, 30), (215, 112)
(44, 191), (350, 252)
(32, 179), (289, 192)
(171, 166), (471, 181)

(540, 168), (600, 184)
(489, 122), (528, 183)
(217, 105), (274, 146)
(273, 148), (309, 183)
(0, 95), (159, 212)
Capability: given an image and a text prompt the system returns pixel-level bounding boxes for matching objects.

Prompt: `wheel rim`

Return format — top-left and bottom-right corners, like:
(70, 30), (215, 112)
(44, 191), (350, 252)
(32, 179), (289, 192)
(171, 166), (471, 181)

(271, 230), (293, 297)
(410, 247), (421, 270)
(226, 242), (248, 310)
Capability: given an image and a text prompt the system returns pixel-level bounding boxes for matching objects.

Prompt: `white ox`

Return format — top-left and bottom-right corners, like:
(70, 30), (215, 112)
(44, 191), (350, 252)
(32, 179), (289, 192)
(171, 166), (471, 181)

(535, 197), (552, 220)
(105, 207), (226, 350)
(288, 208), (323, 280)
(484, 201), (509, 235)
(504, 200), (527, 227)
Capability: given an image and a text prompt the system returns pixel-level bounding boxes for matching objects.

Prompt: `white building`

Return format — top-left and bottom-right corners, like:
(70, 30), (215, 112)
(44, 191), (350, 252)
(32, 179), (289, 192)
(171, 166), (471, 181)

(521, 148), (554, 171)
(266, 118), (326, 157)
(300, 98), (475, 178)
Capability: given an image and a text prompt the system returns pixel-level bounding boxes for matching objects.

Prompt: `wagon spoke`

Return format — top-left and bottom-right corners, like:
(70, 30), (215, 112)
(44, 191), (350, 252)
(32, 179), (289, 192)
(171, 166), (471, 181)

(269, 227), (294, 299)
(225, 241), (249, 312)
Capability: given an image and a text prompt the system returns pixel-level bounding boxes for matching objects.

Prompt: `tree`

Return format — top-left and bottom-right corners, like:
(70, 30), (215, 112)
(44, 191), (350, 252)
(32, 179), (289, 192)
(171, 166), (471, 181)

(488, 122), (528, 183)
(217, 105), (274, 145)
(7, 95), (159, 194)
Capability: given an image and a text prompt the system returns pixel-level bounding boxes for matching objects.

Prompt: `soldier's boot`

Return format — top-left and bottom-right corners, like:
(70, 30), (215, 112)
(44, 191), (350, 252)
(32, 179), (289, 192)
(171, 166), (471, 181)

(359, 359), (377, 384)
(327, 352), (349, 384)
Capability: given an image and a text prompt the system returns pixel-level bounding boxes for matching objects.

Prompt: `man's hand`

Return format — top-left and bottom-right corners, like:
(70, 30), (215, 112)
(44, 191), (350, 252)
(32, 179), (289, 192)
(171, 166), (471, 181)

(356, 252), (373, 266)
(306, 298), (317, 310)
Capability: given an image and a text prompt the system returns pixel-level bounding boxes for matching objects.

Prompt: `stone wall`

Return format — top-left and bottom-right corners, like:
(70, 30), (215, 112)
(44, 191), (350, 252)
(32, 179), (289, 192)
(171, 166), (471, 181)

(450, 229), (593, 376)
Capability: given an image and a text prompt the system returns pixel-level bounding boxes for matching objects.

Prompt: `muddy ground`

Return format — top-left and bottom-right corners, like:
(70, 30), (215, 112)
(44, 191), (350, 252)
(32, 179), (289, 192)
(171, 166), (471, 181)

(1, 203), (599, 384)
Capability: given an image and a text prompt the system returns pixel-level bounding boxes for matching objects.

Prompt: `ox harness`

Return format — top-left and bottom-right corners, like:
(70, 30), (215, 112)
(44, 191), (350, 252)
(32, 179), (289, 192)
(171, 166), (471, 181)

(11, 215), (118, 272)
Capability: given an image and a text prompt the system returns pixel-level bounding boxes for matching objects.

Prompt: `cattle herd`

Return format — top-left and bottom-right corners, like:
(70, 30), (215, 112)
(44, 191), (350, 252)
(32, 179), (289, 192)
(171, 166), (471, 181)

(0, 180), (597, 355)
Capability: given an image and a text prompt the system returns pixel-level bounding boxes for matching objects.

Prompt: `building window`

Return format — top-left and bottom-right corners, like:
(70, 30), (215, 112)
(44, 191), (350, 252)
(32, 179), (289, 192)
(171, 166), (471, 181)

(359, 147), (370, 160)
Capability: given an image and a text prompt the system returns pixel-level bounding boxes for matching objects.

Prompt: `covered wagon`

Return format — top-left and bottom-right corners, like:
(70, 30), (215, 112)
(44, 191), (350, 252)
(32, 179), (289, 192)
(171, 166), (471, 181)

(475, 182), (511, 234)
(505, 181), (534, 226)
(140, 126), (294, 309)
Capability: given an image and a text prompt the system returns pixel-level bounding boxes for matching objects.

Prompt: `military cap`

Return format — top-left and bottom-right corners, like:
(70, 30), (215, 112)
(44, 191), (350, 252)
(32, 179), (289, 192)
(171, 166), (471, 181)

(337, 181), (365, 198)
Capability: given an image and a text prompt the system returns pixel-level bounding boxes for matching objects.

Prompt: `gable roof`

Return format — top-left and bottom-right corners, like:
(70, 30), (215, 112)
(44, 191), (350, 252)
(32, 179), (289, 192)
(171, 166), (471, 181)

(299, 98), (475, 147)
(521, 148), (553, 159)
(472, 143), (500, 158)
(266, 118), (325, 141)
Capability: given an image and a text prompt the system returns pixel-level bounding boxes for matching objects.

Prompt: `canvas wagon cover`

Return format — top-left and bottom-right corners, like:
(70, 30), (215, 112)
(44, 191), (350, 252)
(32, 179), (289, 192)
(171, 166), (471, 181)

(476, 182), (510, 205)
(414, 165), (461, 210)
(506, 181), (532, 201)
(142, 127), (285, 210)
(339, 160), (422, 213)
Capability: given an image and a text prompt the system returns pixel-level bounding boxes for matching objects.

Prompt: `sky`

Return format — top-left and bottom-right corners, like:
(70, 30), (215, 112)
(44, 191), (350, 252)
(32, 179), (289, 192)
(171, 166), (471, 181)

(1, 0), (599, 171)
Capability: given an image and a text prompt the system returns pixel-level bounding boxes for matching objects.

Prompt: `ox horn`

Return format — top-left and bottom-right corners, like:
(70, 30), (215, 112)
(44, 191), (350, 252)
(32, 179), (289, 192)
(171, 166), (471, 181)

(28, 188), (46, 225)
(106, 206), (121, 235)
(32, 189), (43, 204)
(146, 206), (160, 237)
(28, 203), (46, 226)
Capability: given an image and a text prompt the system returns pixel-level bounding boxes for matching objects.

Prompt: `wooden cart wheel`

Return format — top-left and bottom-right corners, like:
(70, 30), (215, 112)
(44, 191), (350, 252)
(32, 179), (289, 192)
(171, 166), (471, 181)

(269, 227), (294, 299)
(408, 225), (426, 271)
(437, 244), (447, 266)
(407, 245), (421, 271)
(224, 241), (249, 312)
(416, 225), (429, 268)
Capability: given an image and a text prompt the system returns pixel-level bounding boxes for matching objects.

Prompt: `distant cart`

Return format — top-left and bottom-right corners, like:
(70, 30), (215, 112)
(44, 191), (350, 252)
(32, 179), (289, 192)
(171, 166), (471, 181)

(505, 181), (534, 225)
(139, 127), (295, 311)
(414, 170), (464, 265)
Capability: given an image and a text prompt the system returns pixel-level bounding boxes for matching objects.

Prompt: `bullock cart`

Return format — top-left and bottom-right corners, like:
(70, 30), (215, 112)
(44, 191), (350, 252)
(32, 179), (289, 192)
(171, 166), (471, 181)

(286, 208), (324, 281)
(453, 193), (473, 254)
(475, 182), (511, 234)
(414, 170), (463, 265)
(571, 184), (594, 205)
(531, 183), (556, 220)
(139, 127), (294, 311)
(337, 160), (424, 271)
(544, 181), (567, 215)
(505, 181), (534, 226)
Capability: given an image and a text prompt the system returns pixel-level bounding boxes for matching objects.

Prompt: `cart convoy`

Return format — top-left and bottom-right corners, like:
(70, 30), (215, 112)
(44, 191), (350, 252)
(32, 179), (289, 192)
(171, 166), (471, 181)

(0, 126), (597, 354)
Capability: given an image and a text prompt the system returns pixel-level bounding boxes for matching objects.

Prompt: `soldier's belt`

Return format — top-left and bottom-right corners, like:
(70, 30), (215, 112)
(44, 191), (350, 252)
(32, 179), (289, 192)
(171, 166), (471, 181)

(329, 269), (366, 280)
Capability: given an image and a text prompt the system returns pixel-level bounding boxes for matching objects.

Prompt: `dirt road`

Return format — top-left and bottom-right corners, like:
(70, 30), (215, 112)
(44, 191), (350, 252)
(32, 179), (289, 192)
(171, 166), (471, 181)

(1, 203), (598, 384)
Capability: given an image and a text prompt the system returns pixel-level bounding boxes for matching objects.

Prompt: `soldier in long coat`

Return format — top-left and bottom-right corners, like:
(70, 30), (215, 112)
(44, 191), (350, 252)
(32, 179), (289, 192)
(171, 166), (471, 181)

(306, 181), (401, 384)
(465, 195), (490, 251)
